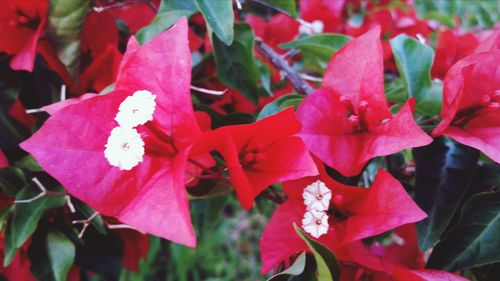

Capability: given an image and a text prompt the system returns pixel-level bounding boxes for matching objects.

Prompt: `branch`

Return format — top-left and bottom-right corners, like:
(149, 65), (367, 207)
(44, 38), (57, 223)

(14, 178), (65, 204)
(72, 212), (99, 238)
(255, 39), (314, 96)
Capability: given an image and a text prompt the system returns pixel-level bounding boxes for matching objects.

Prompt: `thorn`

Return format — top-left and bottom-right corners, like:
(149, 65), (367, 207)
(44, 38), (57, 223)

(60, 84), (66, 101)
(190, 85), (227, 96)
(65, 195), (76, 213)
(14, 177), (47, 204)
(235, 0), (242, 10)
(297, 18), (314, 29)
(25, 108), (44, 114)
(299, 73), (323, 82)
(106, 223), (145, 234)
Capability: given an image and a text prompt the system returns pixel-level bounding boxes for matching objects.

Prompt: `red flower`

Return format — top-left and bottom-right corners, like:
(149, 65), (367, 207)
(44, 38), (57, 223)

(190, 108), (318, 210)
(297, 27), (432, 176)
(0, 0), (48, 71)
(433, 50), (500, 163)
(431, 29), (480, 80)
(21, 18), (203, 247)
(260, 161), (426, 273)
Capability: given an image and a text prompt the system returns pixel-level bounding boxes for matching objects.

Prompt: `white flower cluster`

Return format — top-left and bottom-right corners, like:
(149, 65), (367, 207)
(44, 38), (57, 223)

(104, 90), (157, 170)
(301, 180), (331, 238)
(299, 20), (324, 35)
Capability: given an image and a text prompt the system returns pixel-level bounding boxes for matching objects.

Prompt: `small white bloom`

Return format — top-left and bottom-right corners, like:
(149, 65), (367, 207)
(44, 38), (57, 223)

(299, 20), (324, 35)
(303, 180), (332, 211)
(115, 90), (157, 128)
(302, 209), (329, 238)
(104, 126), (145, 170)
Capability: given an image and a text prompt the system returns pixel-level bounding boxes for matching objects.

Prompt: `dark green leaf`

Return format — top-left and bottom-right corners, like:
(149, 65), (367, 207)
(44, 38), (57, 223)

(213, 23), (259, 104)
(136, 10), (195, 44)
(15, 155), (43, 172)
(4, 183), (66, 266)
(294, 224), (340, 281)
(195, 0), (234, 45)
(47, 0), (90, 78)
(427, 190), (500, 271)
(391, 35), (442, 116)
(413, 137), (479, 251)
(0, 110), (30, 149)
(257, 94), (302, 120)
(196, 104), (255, 128)
(262, 0), (297, 18)
(47, 230), (75, 281)
(0, 167), (26, 196)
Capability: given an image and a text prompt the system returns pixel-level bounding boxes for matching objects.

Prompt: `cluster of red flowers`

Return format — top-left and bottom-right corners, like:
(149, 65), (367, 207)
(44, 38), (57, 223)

(0, 0), (498, 280)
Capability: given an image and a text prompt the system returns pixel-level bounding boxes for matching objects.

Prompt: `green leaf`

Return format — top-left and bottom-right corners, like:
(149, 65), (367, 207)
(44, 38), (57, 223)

(427, 190), (500, 271)
(266, 252), (317, 281)
(4, 183), (66, 266)
(257, 94), (303, 120)
(281, 34), (350, 73)
(262, 0), (297, 18)
(413, 137), (480, 251)
(390, 35), (442, 116)
(136, 10), (195, 44)
(195, 0), (234, 45)
(213, 23), (259, 104)
(47, 0), (90, 78)
(294, 224), (340, 281)
(47, 230), (75, 281)
(15, 155), (43, 172)
(159, 0), (197, 12)
(281, 34), (351, 52)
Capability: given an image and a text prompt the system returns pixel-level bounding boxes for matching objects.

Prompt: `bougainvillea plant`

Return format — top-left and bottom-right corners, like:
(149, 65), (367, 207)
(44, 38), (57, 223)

(0, 0), (498, 280)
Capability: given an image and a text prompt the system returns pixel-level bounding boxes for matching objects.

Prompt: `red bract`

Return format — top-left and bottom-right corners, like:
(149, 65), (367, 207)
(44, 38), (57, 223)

(299, 0), (345, 33)
(20, 18), (202, 247)
(431, 29), (479, 80)
(260, 162), (426, 273)
(341, 225), (466, 281)
(433, 50), (500, 163)
(115, 229), (150, 272)
(190, 108), (318, 210)
(345, 7), (431, 71)
(0, 150), (7, 168)
(246, 14), (299, 53)
(80, 45), (123, 92)
(0, 0), (48, 71)
(0, 237), (36, 281)
(81, 10), (119, 58)
(297, 27), (432, 176)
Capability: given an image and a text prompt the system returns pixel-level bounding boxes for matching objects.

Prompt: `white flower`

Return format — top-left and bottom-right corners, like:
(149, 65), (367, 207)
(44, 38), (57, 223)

(299, 20), (324, 35)
(104, 126), (145, 170)
(302, 209), (329, 238)
(115, 90), (157, 128)
(303, 180), (332, 211)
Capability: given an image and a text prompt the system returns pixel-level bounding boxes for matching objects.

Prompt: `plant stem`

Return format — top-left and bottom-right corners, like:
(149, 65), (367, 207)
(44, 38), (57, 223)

(255, 39), (314, 96)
